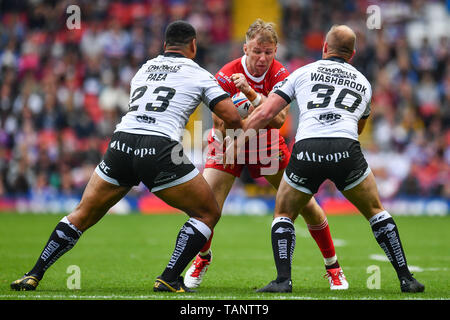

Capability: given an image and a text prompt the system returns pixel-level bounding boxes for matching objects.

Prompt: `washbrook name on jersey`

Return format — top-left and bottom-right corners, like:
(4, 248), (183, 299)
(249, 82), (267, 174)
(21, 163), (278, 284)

(275, 58), (372, 142)
(310, 67), (368, 95)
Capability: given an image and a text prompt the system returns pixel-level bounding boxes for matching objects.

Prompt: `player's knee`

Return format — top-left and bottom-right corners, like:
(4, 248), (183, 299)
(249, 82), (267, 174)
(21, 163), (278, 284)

(206, 203), (221, 227)
(68, 203), (105, 232)
(302, 199), (318, 213)
(274, 212), (297, 222)
(191, 202), (221, 230)
(67, 210), (90, 232)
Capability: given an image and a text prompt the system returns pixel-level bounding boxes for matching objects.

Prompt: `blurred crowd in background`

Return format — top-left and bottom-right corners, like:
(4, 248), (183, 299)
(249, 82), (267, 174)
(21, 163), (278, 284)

(0, 0), (448, 202)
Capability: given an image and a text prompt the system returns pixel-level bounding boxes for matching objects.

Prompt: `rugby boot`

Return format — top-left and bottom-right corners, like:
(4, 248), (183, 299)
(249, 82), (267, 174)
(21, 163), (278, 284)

(256, 278), (292, 293)
(184, 251), (212, 288)
(400, 274), (425, 293)
(324, 267), (349, 290)
(154, 276), (195, 293)
(10, 274), (40, 291)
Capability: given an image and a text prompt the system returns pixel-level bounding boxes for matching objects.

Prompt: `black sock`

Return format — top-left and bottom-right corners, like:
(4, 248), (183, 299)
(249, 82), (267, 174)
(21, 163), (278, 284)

(28, 216), (82, 280)
(271, 217), (296, 282)
(370, 211), (411, 279)
(161, 218), (211, 282)
(325, 261), (340, 270)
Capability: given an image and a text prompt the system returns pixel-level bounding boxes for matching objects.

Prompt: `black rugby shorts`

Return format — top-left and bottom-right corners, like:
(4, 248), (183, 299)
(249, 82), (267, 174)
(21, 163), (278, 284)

(283, 138), (370, 194)
(95, 131), (198, 192)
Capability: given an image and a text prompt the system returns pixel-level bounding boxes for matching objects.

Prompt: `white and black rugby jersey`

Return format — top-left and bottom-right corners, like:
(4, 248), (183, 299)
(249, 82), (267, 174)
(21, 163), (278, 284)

(274, 56), (372, 142)
(114, 52), (229, 142)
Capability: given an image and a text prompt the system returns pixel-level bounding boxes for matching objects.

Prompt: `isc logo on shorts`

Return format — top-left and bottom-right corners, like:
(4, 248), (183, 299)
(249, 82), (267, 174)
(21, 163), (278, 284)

(99, 160), (110, 174)
(288, 173), (307, 184)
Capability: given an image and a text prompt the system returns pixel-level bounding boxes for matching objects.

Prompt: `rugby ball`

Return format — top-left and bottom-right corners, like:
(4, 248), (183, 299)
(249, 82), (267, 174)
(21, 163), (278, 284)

(231, 92), (251, 118)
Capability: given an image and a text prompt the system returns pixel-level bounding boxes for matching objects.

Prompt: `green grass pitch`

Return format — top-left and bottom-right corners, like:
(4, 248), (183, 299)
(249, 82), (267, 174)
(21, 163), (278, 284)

(0, 213), (449, 300)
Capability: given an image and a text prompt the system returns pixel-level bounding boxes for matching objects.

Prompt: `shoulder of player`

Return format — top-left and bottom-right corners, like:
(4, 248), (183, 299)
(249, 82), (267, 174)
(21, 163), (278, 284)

(215, 57), (241, 86)
(173, 58), (216, 81)
(268, 59), (290, 78)
(344, 62), (372, 96)
(216, 58), (241, 76)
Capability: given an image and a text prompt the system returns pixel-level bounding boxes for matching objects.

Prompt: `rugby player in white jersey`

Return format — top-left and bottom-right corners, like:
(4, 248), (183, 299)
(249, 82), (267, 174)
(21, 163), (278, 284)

(10, 21), (243, 293)
(227, 25), (424, 293)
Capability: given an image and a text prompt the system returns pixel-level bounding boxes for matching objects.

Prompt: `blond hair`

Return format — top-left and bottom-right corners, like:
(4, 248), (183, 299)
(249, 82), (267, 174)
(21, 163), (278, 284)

(245, 19), (278, 45)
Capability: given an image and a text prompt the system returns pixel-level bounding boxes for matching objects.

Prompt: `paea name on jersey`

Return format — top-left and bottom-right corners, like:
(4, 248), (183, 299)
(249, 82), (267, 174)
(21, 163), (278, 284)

(114, 53), (229, 142)
(274, 57), (372, 142)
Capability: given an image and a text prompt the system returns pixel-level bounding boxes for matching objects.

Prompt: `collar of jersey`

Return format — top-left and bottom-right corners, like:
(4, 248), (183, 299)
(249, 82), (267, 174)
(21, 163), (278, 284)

(241, 55), (269, 83)
(164, 51), (186, 58)
(325, 56), (346, 63)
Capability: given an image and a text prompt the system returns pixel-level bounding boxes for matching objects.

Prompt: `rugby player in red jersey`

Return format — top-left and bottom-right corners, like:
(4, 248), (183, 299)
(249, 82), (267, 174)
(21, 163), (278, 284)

(184, 19), (348, 291)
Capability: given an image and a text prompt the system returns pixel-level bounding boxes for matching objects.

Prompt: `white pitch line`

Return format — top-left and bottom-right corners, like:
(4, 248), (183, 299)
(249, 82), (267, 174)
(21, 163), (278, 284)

(332, 238), (347, 247)
(369, 254), (448, 272)
(369, 254), (390, 262)
(0, 294), (444, 300)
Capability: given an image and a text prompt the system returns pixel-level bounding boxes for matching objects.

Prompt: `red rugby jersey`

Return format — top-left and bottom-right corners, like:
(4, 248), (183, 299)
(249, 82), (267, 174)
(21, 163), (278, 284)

(216, 55), (289, 99)
(214, 55), (290, 151)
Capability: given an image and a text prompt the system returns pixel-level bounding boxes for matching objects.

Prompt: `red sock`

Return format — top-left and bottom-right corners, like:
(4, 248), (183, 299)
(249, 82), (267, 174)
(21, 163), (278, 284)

(307, 219), (336, 260)
(199, 230), (213, 254)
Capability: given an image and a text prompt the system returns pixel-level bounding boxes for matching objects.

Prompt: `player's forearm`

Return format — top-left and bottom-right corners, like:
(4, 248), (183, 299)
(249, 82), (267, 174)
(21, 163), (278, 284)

(267, 112), (285, 129)
(212, 114), (226, 136)
(243, 105), (275, 132)
(245, 93), (288, 131)
(243, 87), (263, 108)
(230, 106), (273, 157)
(246, 89), (286, 129)
(222, 115), (243, 130)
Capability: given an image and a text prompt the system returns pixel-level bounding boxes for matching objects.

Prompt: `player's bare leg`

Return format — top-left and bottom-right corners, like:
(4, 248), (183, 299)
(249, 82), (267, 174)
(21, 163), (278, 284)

(68, 173), (131, 231)
(266, 171), (326, 224)
(11, 172), (131, 291)
(202, 168), (236, 212)
(342, 171), (424, 293)
(184, 168), (236, 288)
(154, 172), (221, 230)
(153, 173), (221, 292)
(265, 171), (348, 289)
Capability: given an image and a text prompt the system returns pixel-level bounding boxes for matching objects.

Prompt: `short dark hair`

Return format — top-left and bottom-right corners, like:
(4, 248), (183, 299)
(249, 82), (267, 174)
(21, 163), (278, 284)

(164, 20), (196, 47)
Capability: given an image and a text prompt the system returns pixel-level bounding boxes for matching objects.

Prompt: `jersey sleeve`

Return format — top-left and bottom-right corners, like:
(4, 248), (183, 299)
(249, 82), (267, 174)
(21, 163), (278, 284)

(361, 84), (372, 119)
(269, 64), (290, 89)
(361, 102), (371, 119)
(200, 71), (230, 111)
(273, 77), (295, 104)
(273, 67), (307, 104)
(215, 70), (236, 95)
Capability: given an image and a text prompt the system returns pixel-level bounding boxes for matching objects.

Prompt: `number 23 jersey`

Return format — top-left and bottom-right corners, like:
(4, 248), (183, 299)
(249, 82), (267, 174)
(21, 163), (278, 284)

(274, 57), (372, 142)
(115, 52), (229, 142)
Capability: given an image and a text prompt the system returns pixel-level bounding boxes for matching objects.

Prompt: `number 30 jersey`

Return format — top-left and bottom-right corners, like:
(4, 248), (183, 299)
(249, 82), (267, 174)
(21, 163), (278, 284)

(274, 57), (372, 142)
(114, 52), (229, 142)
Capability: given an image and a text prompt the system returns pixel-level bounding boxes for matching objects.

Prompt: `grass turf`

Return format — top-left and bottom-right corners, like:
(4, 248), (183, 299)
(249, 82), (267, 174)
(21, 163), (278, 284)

(0, 213), (449, 300)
